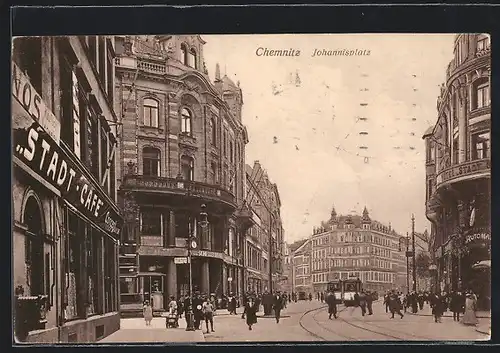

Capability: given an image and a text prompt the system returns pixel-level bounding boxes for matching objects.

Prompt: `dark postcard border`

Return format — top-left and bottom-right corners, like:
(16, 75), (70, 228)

(5, 3), (499, 351)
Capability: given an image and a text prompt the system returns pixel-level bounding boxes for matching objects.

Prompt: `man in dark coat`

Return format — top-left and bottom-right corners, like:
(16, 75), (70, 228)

(383, 292), (390, 313)
(417, 292), (425, 310)
(365, 290), (374, 315)
(358, 291), (368, 316)
(192, 293), (204, 330)
(183, 294), (192, 326)
(389, 291), (404, 319)
(273, 291), (284, 323)
(326, 291), (338, 319)
(241, 292), (248, 319)
(449, 290), (465, 322)
(245, 296), (258, 330)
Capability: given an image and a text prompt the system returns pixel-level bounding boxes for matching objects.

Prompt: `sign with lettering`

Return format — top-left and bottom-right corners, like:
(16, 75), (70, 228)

(465, 232), (491, 245)
(436, 159), (490, 186)
(174, 257), (189, 264)
(12, 116), (123, 238)
(12, 63), (61, 144)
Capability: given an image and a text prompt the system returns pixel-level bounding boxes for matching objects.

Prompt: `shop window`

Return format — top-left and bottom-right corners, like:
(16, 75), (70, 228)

(140, 209), (162, 236)
(12, 37), (42, 96)
(143, 98), (159, 128)
(181, 155), (194, 181)
(64, 211), (84, 320)
(104, 239), (116, 313)
(86, 227), (102, 316)
(23, 196), (46, 297)
(143, 147), (160, 176)
(472, 132), (490, 160)
(181, 108), (192, 135)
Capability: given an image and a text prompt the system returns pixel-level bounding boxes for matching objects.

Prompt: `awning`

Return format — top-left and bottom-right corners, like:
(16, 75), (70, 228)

(472, 260), (491, 270)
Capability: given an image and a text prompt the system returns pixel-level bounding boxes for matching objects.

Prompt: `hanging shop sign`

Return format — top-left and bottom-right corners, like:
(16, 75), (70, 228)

(12, 117), (123, 238)
(436, 159), (490, 187)
(464, 231), (491, 245)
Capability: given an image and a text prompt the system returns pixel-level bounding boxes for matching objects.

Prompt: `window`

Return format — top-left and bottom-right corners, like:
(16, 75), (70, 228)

(143, 98), (159, 127)
(98, 37), (106, 87)
(188, 48), (197, 69)
(81, 106), (99, 178)
(230, 141), (234, 163)
(477, 35), (490, 51)
(12, 37), (42, 96)
(140, 209), (163, 236)
(181, 155), (194, 181)
(106, 45), (114, 103)
(181, 108), (192, 135)
(100, 122), (110, 190)
(209, 162), (217, 184)
(64, 211), (84, 320)
(472, 132), (490, 160)
(181, 43), (188, 66)
(210, 117), (217, 145)
(453, 138), (459, 164)
(473, 79), (490, 109)
(86, 227), (102, 316)
(143, 147), (160, 176)
(223, 130), (227, 156)
(87, 36), (97, 67)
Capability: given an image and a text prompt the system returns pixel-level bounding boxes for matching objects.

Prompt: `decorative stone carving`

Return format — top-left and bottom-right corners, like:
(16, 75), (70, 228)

(127, 161), (137, 175)
(457, 83), (467, 106)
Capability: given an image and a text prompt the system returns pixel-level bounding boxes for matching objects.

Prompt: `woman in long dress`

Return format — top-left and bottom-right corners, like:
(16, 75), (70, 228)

(245, 296), (258, 330)
(143, 300), (153, 326)
(461, 291), (479, 326)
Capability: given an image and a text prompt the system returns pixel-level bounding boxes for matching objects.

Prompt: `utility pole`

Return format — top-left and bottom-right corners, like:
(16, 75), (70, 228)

(406, 232), (410, 294)
(412, 214), (417, 292)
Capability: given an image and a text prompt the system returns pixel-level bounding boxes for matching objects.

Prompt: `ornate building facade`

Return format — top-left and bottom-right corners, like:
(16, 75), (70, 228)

(12, 36), (122, 342)
(244, 161), (285, 294)
(114, 35), (252, 314)
(424, 33), (490, 309)
(291, 207), (407, 295)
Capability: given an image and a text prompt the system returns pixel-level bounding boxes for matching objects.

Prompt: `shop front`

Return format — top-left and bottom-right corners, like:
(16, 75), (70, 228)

(12, 66), (123, 343)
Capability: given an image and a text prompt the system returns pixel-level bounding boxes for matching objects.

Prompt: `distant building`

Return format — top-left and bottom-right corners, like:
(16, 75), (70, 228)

(424, 34), (490, 309)
(291, 206), (408, 295)
(291, 239), (312, 294)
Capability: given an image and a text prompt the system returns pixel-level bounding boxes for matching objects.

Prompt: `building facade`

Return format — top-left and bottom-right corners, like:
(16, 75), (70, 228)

(424, 34), (490, 309)
(12, 36), (122, 342)
(244, 161), (285, 294)
(291, 207), (408, 295)
(291, 240), (312, 294)
(281, 242), (293, 294)
(114, 35), (252, 314)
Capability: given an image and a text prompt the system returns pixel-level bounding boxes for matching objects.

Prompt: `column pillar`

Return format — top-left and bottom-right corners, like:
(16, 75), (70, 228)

(166, 258), (178, 299)
(457, 83), (468, 163)
(168, 211), (176, 247)
(222, 263), (227, 295)
(201, 260), (210, 294)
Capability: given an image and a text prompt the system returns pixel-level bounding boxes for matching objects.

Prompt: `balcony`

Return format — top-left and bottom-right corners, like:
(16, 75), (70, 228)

(476, 43), (491, 58)
(121, 174), (236, 208)
(436, 158), (490, 190)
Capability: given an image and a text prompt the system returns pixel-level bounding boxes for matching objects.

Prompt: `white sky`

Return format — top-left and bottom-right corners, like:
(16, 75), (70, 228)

(203, 34), (456, 243)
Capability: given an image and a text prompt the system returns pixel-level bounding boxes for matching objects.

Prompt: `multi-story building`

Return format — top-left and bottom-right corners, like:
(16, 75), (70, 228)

(291, 239), (312, 294)
(12, 36), (122, 342)
(244, 161), (285, 294)
(114, 35), (252, 314)
(424, 34), (490, 309)
(291, 207), (408, 295)
(281, 242), (293, 294)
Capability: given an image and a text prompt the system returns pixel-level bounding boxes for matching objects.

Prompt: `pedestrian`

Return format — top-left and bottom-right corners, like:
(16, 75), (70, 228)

(418, 292), (425, 310)
(365, 290), (374, 315)
(183, 294), (192, 326)
(273, 291), (284, 323)
(177, 296), (184, 319)
(430, 291), (445, 323)
(241, 292), (248, 319)
(193, 293), (203, 330)
(358, 291), (367, 316)
(228, 292), (237, 315)
(202, 296), (216, 333)
(143, 300), (153, 326)
(450, 290), (464, 322)
(411, 292), (418, 314)
(320, 292), (324, 303)
(326, 291), (338, 319)
(309, 292), (313, 301)
(383, 292), (390, 313)
(389, 291), (404, 319)
(317, 292), (320, 301)
(283, 292), (288, 309)
(245, 296), (258, 330)
(461, 290), (479, 326)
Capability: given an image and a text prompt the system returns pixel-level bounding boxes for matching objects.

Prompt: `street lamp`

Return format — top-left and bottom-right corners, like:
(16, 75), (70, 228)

(185, 204), (209, 332)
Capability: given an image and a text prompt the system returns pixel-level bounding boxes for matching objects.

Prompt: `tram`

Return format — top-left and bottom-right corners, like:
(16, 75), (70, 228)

(327, 278), (363, 307)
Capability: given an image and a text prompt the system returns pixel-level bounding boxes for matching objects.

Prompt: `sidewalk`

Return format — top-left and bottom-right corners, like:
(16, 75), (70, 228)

(214, 305), (294, 318)
(97, 317), (205, 343)
(405, 305), (491, 336)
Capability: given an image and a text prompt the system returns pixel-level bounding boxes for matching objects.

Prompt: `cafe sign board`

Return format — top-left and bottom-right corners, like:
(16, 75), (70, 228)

(12, 102), (123, 239)
(464, 231), (491, 245)
(436, 159), (490, 187)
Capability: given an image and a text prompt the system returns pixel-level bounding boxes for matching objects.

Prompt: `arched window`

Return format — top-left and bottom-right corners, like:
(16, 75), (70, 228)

(23, 195), (45, 296)
(181, 108), (192, 135)
(188, 48), (197, 69)
(472, 77), (490, 110)
(181, 155), (194, 181)
(210, 117), (217, 146)
(180, 43), (188, 66)
(143, 98), (159, 128)
(143, 147), (160, 176)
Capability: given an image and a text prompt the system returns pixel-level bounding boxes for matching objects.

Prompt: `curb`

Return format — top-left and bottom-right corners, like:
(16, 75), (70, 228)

(476, 327), (491, 336)
(406, 311), (491, 319)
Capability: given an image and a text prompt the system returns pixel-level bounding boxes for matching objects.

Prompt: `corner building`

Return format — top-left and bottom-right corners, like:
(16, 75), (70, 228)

(12, 36), (122, 342)
(114, 36), (251, 314)
(424, 34), (490, 309)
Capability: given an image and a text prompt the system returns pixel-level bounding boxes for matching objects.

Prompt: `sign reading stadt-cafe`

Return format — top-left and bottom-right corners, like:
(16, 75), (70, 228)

(12, 65), (122, 238)
(436, 159), (490, 187)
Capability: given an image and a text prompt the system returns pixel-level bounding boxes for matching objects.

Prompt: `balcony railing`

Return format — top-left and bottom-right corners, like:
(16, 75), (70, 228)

(137, 60), (167, 74)
(122, 174), (236, 206)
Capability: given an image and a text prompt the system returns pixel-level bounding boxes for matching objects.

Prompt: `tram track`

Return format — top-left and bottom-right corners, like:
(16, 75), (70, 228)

(299, 303), (432, 341)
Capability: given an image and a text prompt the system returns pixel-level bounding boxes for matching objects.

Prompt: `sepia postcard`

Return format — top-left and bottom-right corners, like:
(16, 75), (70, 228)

(12, 33), (491, 344)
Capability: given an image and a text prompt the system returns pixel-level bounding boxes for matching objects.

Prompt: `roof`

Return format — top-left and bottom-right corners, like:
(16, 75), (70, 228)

(289, 239), (308, 252)
(222, 75), (240, 92)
